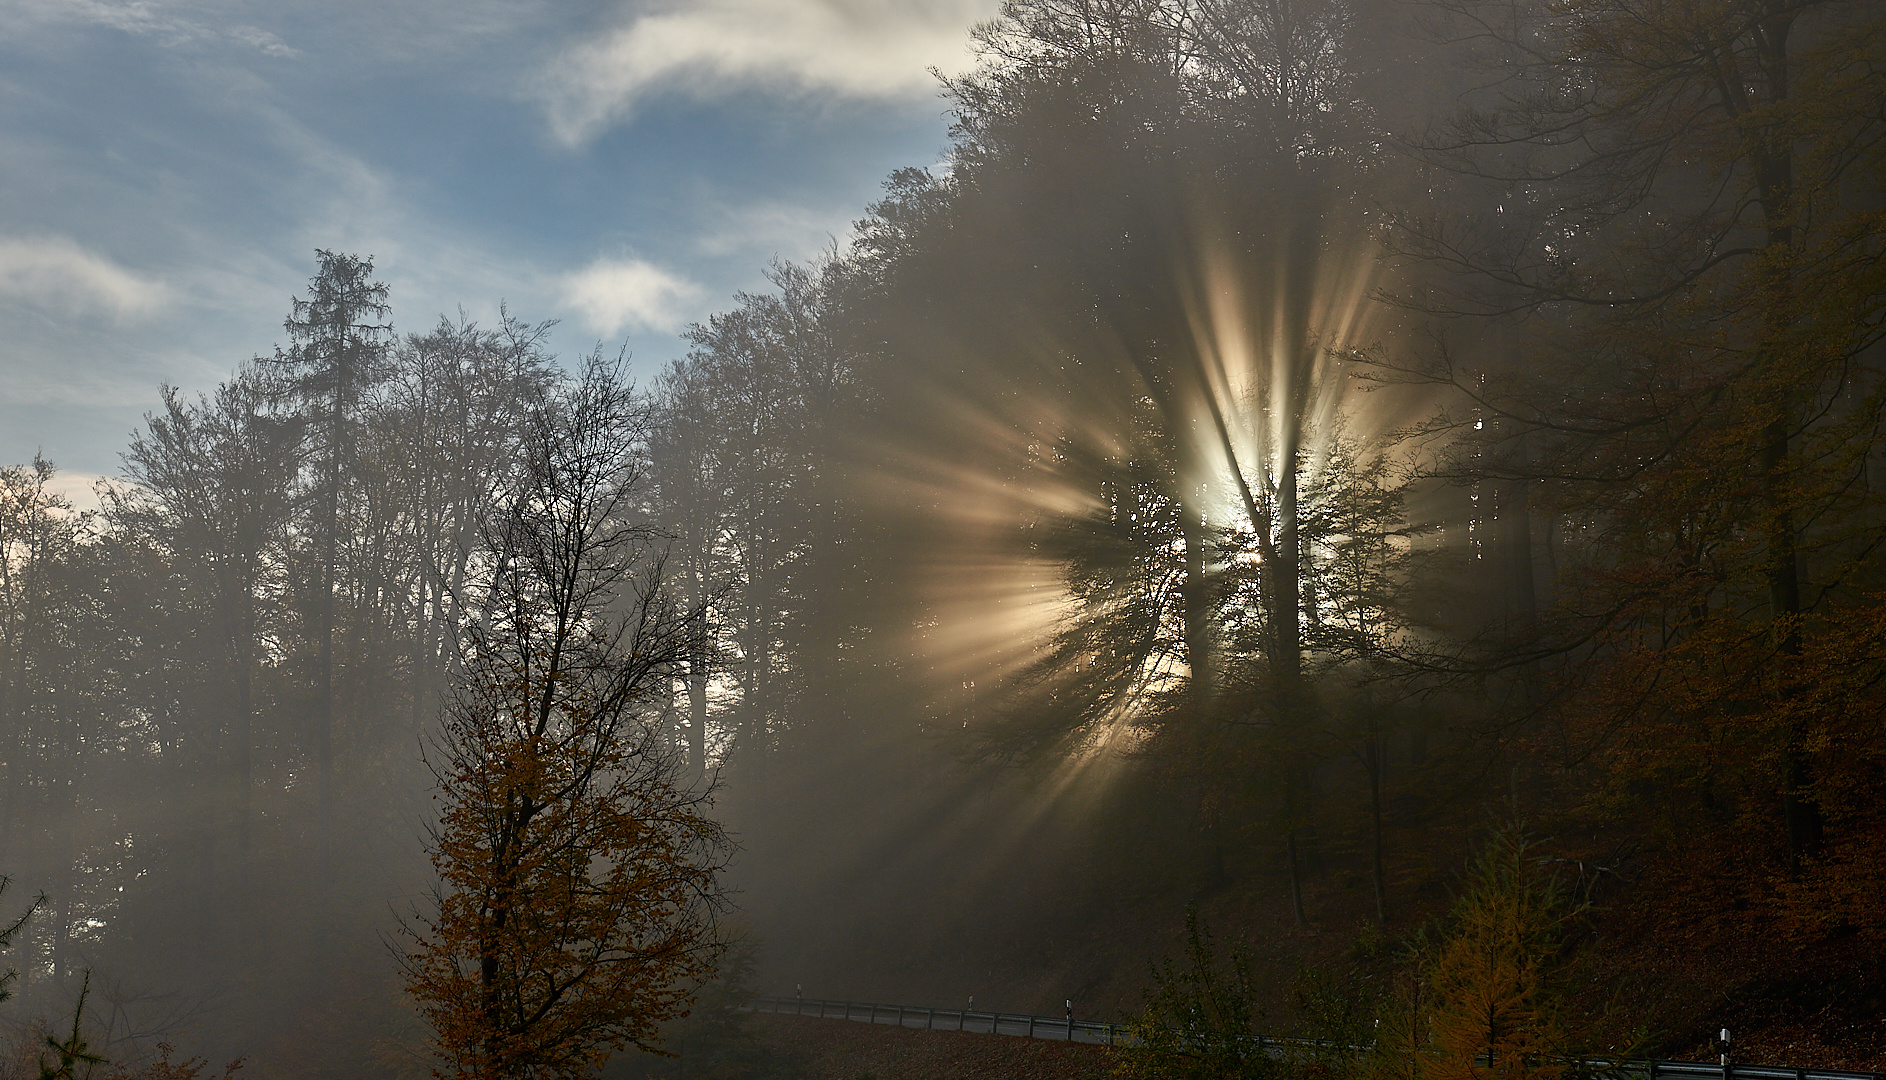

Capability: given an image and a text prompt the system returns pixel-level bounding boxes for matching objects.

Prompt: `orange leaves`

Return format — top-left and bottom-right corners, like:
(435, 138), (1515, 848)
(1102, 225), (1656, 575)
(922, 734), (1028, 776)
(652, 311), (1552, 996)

(403, 663), (726, 1078)
(397, 359), (728, 1079)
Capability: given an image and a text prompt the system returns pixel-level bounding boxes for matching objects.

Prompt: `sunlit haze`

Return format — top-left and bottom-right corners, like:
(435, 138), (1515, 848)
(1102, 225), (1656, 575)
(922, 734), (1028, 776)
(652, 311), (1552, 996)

(4, 0), (1883, 1075)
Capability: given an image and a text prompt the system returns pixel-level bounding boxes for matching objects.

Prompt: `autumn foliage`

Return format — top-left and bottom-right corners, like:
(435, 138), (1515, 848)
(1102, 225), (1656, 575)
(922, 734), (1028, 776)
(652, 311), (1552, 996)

(1417, 826), (1581, 1080)
(399, 358), (728, 1079)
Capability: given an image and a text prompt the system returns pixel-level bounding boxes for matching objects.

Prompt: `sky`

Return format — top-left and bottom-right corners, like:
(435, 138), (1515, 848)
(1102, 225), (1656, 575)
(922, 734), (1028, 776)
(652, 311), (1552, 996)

(0, 0), (998, 502)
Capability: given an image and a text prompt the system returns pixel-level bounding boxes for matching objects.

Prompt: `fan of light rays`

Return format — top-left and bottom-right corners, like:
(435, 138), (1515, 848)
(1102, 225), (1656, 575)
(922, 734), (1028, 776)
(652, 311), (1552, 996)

(1175, 215), (1389, 541)
(835, 216), (1408, 872)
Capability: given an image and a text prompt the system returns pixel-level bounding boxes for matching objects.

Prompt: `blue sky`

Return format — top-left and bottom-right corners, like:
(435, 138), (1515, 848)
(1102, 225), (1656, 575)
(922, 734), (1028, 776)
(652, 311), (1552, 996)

(0, 0), (996, 500)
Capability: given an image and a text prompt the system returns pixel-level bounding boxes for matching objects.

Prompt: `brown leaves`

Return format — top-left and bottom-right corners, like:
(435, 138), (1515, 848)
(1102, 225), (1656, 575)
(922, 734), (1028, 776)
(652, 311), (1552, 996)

(402, 656), (727, 1079)
(398, 360), (728, 1080)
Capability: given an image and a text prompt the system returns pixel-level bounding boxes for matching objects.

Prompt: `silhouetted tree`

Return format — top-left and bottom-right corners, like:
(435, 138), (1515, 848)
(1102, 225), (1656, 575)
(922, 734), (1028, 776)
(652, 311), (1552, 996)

(401, 356), (728, 1079)
(265, 250), (394, 881)
(1383, 0), (1886, 928)
(114, 369), (301, 860)
(383, 311), (557, 735)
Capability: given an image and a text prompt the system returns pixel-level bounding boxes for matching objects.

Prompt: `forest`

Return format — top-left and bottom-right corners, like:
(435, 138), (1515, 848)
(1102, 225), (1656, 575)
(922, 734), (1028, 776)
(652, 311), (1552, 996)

(1, 0), (1884, 1074)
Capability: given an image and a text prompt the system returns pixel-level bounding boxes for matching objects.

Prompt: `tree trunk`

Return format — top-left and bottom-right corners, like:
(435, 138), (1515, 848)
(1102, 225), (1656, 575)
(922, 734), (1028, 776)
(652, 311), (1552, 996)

(317, 454), (337, 888)
(235, 612), (254, 856)
(1181, 506), (1215, 710)
(1278, 395), (1308, 929)
(1367, 724), (1388, 924)
(1286, 828), (1307, 928)
(1502, 435), (1538, 630)
(1747, 17), (1822, 862)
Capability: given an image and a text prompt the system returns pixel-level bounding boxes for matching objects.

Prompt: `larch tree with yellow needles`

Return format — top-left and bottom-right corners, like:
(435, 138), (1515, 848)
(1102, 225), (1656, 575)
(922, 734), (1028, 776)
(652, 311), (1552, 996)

(1419, 824), (1583, 1080)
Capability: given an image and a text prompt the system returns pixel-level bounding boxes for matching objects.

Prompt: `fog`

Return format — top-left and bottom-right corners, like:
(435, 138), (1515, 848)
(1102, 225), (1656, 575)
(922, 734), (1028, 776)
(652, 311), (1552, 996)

(4, 0), (1884, 1074)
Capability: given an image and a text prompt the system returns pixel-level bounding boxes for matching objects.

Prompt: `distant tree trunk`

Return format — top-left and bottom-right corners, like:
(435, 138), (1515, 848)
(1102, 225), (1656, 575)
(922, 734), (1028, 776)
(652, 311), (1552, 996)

(234, 613), (254, 856)
(316, 408), (340, 886)
(0, 657), (16, 872)
(1276, 436), (1303, 706)
(48, 724), (83, 984)
(1501, 434), (1537, 630)
(1181, 506), (1215, 710)
(1367, 722), (1388, 924)
(1747, 96), (1821, 868)
(1278, 410), (1308, 929)
(686, 560), (710, 775)
(1286, 828), (1307, 928)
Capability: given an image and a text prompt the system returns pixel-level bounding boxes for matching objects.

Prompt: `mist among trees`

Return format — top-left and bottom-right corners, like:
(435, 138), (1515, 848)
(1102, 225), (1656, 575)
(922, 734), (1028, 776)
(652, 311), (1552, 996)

(2, 0), (1883, 1073)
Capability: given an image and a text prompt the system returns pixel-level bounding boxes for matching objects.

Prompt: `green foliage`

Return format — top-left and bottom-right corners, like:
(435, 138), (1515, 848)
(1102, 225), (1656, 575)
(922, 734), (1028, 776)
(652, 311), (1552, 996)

(1117, 905), (1277, 1080)
(1348, 919), (1389, 963)
(0, 876), (39, 1005)
(39, 972), (106, 1080)
(1287, 964), (1376, 1080)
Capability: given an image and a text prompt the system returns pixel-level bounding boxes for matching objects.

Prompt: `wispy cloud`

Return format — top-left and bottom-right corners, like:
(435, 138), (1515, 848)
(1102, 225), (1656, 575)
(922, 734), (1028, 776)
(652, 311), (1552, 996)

(0, 236), (167, 318)
(536, 0), (996, 144)
(561, 256), (701, 337)
(3, 0), (298, 55)
(696, 198), (856, 260)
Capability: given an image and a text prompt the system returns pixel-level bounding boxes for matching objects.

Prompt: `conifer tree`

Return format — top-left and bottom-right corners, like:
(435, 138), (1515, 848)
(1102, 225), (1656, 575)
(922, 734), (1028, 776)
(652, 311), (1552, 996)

(1419, 824), (1581, 1080)
(266, 251), (393, 882)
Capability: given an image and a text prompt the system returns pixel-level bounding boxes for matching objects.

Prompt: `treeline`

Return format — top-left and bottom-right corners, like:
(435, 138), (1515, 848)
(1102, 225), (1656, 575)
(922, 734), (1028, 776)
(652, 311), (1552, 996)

(601, 0), (1886, 1017)
(2, 0), (1884, 1070)
(0, 258), (579, 1072)
(670, 0), (1886, 956)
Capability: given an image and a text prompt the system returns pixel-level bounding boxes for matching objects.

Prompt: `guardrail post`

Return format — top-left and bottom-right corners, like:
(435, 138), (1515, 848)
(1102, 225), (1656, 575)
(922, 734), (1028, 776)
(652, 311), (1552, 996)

(928, 1007), (935, 1030)
(1028, 1014), (1036, 1038)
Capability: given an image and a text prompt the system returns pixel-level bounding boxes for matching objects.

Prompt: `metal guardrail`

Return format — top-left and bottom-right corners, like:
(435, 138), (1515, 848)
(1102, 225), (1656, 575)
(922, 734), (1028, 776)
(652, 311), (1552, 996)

(746, 995), (1886, 1080)
(1590, 1063), (1881, 1080)
(747, 995), (1126, 1045)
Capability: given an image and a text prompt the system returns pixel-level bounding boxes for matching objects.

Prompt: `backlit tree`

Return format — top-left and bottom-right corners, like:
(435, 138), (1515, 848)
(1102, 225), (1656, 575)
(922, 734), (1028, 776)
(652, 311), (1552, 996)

(400, 356), (728, 1079)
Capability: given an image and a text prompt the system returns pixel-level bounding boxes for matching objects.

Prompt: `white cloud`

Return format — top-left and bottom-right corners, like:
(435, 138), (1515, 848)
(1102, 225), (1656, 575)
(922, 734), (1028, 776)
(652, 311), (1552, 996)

(561, 257), (701, 336)
(0, 236), (167, 318)
(45, 471), (109, 515)
(537, 0), (997, 144)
